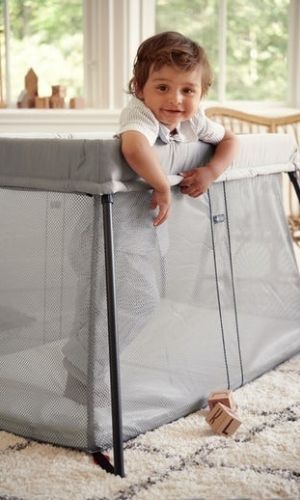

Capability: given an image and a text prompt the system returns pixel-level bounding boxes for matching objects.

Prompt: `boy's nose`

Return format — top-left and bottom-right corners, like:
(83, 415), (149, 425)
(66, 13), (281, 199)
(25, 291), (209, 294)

(168, 90), (182, 105)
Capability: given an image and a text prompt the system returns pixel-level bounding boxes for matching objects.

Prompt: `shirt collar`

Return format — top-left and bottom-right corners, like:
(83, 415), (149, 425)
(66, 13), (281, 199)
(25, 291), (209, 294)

(158, 123), (186, 144)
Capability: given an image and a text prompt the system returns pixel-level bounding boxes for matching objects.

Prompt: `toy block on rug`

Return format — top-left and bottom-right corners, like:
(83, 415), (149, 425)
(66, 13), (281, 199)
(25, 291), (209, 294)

(205, 402), (241, 436)
(208, 389), (236, 410)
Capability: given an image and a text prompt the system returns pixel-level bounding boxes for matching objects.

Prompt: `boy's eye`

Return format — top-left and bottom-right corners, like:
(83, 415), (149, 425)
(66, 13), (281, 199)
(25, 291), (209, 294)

(157, 84), (168, 92)
(182, 88), (195, 95)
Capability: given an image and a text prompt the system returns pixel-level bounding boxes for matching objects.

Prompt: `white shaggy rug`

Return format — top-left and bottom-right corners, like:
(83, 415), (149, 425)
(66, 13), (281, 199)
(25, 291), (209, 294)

(0, 354), (299, 500)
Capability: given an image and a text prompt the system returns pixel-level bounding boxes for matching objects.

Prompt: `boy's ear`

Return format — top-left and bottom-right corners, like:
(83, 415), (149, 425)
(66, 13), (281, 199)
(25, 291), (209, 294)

(136, 87), (144, 100)
(134, 80), (144, 99)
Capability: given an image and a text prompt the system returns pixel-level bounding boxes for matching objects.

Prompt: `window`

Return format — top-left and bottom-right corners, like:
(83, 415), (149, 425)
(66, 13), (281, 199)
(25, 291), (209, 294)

(1, 0), (83, 107)
(156, 0), (290, 103)
(0, 0), (299, 113)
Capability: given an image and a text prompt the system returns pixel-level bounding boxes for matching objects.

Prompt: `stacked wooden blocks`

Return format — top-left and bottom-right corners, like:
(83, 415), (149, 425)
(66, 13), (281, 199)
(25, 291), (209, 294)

(205, 390), (241, 436)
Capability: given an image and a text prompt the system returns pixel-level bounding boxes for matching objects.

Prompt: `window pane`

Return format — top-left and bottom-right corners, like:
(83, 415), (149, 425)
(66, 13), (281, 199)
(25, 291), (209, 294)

(155, 0), (219, 100)
(226, 0), (289, 101)
(8, 0), (83, 106)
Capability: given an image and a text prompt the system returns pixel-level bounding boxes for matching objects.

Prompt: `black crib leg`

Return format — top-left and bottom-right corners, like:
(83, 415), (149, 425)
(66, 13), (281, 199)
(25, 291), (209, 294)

(102, 194), (125, 477)
(288, 171), (300, 203)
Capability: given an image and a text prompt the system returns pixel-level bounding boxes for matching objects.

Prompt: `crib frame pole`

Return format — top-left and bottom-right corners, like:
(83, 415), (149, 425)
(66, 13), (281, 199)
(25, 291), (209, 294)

(288, 171), (300, 203)
(102, 193), (125, 477)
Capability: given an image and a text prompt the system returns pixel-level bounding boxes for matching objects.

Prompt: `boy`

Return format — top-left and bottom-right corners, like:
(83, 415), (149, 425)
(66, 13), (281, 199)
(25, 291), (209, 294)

(118, 31), (239, 226)
(62, 32), (238, 406)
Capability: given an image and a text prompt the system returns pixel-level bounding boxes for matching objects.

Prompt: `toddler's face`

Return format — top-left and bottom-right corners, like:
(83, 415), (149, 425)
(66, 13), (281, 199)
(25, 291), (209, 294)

(137, 64), (202, 131)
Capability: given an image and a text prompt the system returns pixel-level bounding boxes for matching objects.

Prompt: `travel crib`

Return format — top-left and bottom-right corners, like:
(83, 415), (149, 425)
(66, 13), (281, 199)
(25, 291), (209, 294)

(0, 133), (299, 476)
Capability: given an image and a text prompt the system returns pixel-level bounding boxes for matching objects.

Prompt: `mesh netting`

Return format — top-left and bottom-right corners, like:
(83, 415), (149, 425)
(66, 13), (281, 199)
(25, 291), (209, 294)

(0, 173), (300, 451)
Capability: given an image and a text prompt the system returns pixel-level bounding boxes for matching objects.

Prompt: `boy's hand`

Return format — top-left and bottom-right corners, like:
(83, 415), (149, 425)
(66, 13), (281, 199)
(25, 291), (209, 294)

(179, 166), (214, 197)
(150, 187), (171, 226)
(179, 130), (239, 198)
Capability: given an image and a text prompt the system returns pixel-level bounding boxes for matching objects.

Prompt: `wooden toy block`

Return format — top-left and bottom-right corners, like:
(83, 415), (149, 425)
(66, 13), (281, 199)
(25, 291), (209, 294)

(50, 95), (65, 108)
(25, 68), (38, 97)
(69, 97), (85, 109)
(17, 90), (34, 108)
(17, 68), (38, 108)
(205, 402), (241, 436)
(34, 96), (50, 108)
(51, 85), (66, 97)
(208, 389), (235, 410)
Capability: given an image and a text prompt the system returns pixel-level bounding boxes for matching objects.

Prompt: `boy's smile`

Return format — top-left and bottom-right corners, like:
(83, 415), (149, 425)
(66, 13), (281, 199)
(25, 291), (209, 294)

(137, 65), (203, 131)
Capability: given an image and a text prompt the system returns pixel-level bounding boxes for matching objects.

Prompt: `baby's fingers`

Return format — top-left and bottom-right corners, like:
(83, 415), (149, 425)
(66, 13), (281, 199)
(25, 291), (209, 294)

(180, 184), (203, 197)
(180, 169), (195, 178)
(153, 205), (169, 226)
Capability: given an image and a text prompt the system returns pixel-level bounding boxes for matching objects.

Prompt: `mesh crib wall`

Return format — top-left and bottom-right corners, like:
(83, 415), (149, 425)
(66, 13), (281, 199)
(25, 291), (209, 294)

(0, 171), (300, 451)
(0, 189), (97, 449)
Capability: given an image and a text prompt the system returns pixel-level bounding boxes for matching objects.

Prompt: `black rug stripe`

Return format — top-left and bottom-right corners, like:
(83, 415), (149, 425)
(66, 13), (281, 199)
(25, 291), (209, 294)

(0, 495), (24, 500)
(0, 440), (32, 455)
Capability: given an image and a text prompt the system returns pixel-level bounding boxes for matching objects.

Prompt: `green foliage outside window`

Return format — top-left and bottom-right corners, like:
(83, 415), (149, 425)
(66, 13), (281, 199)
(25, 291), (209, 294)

(156, 0), (289, 102)
(226, 0), (288, 100)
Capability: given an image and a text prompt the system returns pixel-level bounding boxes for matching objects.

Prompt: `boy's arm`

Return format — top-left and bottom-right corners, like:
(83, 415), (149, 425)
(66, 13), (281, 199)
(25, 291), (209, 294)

(121, 130), (171, 226)
(180, 130), (239, 197)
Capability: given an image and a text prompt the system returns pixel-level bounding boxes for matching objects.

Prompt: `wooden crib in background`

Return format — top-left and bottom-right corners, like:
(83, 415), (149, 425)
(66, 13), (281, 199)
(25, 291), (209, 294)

(206, 107), (300, 247)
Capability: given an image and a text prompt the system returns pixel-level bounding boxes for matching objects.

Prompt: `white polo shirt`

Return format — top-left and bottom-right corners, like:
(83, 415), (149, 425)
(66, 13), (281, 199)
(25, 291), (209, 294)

(117, 96), (225, 146)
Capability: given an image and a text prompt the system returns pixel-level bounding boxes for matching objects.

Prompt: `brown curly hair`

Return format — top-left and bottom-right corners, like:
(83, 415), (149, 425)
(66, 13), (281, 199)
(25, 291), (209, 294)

(128, 31), (213, 98)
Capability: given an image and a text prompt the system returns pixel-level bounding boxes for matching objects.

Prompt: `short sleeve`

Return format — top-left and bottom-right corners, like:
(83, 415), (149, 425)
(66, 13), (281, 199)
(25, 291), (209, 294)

(116, 97), (159, 146)
(192, 107), (225, 145)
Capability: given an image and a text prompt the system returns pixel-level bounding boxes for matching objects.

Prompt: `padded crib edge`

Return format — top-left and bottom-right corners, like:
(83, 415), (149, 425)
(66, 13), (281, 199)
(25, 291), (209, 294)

(0, 133), (298, 194)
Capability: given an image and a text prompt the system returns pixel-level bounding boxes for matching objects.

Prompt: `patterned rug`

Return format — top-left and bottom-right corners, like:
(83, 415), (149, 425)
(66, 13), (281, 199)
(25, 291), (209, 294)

(0, 354), (299, 500)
